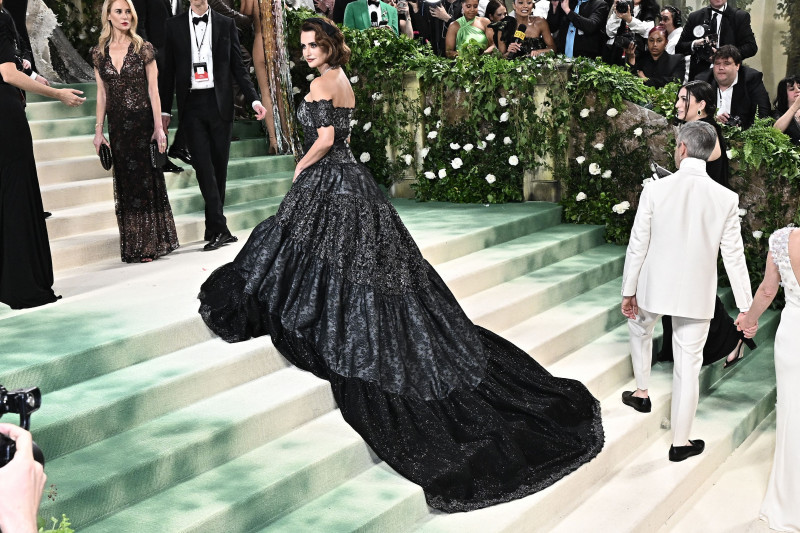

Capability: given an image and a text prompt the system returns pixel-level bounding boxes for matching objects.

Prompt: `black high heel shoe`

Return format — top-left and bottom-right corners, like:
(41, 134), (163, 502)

(724, 339), (751, 369)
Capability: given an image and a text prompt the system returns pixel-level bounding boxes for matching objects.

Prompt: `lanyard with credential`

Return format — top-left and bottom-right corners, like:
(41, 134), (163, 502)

(192, 20), (209, 62)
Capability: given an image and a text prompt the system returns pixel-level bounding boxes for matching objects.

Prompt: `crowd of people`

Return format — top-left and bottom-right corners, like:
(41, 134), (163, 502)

(1, 1), (798, 530)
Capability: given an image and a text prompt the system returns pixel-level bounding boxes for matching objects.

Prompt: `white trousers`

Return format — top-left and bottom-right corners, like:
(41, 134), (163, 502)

(628, 307), (710, 446)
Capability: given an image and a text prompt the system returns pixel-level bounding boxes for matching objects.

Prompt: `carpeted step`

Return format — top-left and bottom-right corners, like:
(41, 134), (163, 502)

(26, 82), (98, 104)
(72, 411), (376, 533)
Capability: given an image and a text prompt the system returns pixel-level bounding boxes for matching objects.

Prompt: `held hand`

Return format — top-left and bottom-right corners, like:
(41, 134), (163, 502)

(58, 88), (85, 107)
(254, 103), (267, 121)
(161, 115), (171, 131)
(93, 132), (109, 154)
(621, 295), (639, 320)
(507, 42), (521, 55)
(734, 312), (759, 338)
(152, 128), (168, 154)
(0, 424), (46, 533)
(560, 0), (571, 14)
(620, 10), (632, 23)
(717, 112), (731, 124)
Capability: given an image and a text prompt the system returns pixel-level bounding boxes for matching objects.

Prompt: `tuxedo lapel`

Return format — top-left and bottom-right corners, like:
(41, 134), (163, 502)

(211, 10), (223, 55)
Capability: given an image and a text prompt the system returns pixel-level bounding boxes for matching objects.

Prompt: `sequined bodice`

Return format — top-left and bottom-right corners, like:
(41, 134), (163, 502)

(770, 228), (800, 308)
(297, 99), (356, 163)
(91, 42), (155, 114)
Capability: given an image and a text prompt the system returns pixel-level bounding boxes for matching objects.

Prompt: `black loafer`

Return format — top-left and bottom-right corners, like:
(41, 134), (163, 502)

(622, 391), (652, 413)
(203, 233), (238, 251)
(168, 147), (193, 165)
(162, 159), (184, 173)
(669, 439), (705, 462)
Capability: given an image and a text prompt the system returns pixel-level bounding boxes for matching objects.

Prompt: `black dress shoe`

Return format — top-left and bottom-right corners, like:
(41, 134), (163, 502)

(203, 233), (238, 251)
(168, 147), (193, 165)
(43, 211), (52, 219)
(622, 391), (652, 413)
(162, 159), (184, 173)
(669, 439), (705, 462)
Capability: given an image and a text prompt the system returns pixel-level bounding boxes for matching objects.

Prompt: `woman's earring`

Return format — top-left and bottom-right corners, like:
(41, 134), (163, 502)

(697, 110), (702, 116)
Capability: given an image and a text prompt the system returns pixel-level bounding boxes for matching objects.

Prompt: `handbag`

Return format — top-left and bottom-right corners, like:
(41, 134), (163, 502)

(149, 139), (168, 169)
(98, 143), (113, 171)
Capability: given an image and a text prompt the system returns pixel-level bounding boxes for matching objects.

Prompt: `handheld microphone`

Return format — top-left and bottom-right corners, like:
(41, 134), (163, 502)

(507, 24), (526, 59)
(371, 11), (379, 26)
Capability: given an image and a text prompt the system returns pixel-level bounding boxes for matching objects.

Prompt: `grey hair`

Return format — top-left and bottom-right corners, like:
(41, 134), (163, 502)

(676, 121), (717, 160)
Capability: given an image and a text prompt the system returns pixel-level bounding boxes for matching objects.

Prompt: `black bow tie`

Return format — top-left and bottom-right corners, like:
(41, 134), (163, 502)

(368, 0), (380, 6)
(710, 7), (723, 15)
(193, 13), (208, 25)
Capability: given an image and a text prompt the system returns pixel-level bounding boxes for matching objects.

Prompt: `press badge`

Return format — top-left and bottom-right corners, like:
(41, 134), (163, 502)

(193, 62), (209, 81)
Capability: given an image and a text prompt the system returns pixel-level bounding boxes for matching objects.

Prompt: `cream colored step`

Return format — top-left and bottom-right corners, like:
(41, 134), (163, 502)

(41, 177), (113, 210)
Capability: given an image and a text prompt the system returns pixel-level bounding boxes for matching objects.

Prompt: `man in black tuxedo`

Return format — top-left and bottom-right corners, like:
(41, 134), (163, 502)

(675, 0), (757, 81)
(696, 45), (770, 131)
(547, 0), (609, 59)
(132, 0), (191, 172)
(160, 0), (267, 251)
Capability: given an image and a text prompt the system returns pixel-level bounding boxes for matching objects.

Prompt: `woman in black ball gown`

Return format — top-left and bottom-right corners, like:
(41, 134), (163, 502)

(0, 1), (85, 309)
(198, 17), (604, 512)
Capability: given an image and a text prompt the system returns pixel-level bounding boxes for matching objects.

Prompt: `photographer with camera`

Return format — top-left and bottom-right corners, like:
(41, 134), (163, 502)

(0, 424), (45, 533)
(626, 25), (685, 88)
(546, 0), (609, 59)
(603, 0), (660, 66)
(696, 45), (770, 130)
(675, 0), (757, 81)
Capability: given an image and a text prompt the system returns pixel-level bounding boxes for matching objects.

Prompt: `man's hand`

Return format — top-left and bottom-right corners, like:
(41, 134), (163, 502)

(431, 4), (450, 21)
(560, 0), (571, 14)
(626, 42), (637, 65)
(254, 103), (267, 121)
(162, 115), (171, 131)
(0, 424), (46, 533)
(734, 312), (758, 338)
(621, 295), (639, 320)
(717, 112), (731, 124)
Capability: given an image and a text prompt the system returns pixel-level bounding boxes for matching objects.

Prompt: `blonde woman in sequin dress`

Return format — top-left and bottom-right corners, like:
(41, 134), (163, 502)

(737, 228), (800, 532)
(91, 0), (178, 263)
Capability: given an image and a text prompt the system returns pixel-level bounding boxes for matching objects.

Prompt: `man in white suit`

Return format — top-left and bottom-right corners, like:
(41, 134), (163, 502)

(620, 121), (754, 462)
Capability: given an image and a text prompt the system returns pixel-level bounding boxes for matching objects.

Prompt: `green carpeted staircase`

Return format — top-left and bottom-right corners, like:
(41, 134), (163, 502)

(0, 85), (779, 532)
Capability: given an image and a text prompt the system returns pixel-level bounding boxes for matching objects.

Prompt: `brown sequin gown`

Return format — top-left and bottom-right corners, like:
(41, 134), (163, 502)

(91, 42), (179, 262)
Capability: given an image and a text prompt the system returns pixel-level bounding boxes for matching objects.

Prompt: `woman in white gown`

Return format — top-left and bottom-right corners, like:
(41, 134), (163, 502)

(737, 227), (800, 532)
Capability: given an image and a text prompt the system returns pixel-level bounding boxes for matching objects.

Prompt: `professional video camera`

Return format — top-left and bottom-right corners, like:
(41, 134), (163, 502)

(0, 384), (44, 468)
(691, 21), (718, 59)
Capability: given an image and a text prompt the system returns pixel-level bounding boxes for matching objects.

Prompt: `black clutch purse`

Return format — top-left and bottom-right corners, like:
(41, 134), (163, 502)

(149, 140), (168, 169)
(99, 143), (113, 171)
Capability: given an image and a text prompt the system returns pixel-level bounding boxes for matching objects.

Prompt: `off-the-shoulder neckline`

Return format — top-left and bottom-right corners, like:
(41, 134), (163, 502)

(302, 98), (355, 110)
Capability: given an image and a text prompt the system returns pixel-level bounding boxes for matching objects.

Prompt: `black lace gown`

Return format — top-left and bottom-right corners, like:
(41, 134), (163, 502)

(198, 99), (604, 512)
(91, 42), (178, 263)
(0, 11), (58, 309)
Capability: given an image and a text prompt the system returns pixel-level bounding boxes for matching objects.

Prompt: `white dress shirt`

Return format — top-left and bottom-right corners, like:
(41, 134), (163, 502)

(666, 27), (682, 54)
(189, 7), (215, 90)
(606, 5), (654, 44)
(717, 73), (738, 116)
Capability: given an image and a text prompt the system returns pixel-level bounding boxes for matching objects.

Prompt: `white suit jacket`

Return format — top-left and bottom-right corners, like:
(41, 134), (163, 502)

(621, 158), (753, 319)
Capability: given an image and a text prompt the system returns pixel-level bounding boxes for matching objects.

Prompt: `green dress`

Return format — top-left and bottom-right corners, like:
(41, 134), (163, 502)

(455, 16), (489, 51)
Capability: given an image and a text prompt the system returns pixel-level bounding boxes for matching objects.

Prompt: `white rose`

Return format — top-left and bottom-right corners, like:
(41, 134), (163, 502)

(425, 171), (436, 180)
(576, 156), (586, 165)
(374, 40), (380, 47)
(465, 87), (470, 93)
(436, 120), (442, 128)
(372, 92), (382, 101)
(512, 98), (519, 105)
(349, 75), (359, 83)
(589, 163), (601, 175)
(486, 133), (496, 141)
(450, 143), (460, 150)
(428, 131), (438, 140)
(753, 230), (764, 240)
(500, 112), (510, 122)
(580, 108), (590, 118)
(451, 157), (463, 169)
(576, 192), (587, 201)
(738, 208), (747, 217)
(359, 152), (371, 163)
(612, 201), (631, 214)
(503, 137), (512, 145)
(477, 141), (487, 150)
(421, 147), (430, 158)
(350, 119), (358, 127)
(727, 149), (734, 159)
(606, 108), (619, 117)
(602, 170), (612, 179)
(508, 155), (519, 166)
(306, 73), (315, 81)
(594, 143), (604, 150)
(292, 87), (301, 95)
(438, 169), (447, 178)
(499, 97), (508, 107)
(463, 143), (474, 152)
(516, 66), (522, 73)
(423, 106), (432, 116)
(634, 127), (643, 137)
(403, 154), (413, 165)
(363, 122), (372, 132)
(485, 174), (496, 184)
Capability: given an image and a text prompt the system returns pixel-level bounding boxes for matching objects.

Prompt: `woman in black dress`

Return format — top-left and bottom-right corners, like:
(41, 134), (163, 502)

(625, 25), (685, 88)
(490, 0), (555, 59)
(663, 80), (755, 367)
(773, 75), (800, 145)
(198, 17), (604, 512)
(0, 1), (85, 309)
(91, 0), (178, 263)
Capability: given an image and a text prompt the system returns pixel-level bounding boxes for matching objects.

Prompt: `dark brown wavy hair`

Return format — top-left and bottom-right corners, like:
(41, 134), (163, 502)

(301, 18), (351, 67)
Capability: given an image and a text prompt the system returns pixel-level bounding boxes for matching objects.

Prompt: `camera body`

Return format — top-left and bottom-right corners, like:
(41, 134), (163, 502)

(0, 385), (44, 468)
(727, 115), (743, 128)
(613, 28), (635, 49)
(616, 0), (633, 14)
(691, 22), (718, 59)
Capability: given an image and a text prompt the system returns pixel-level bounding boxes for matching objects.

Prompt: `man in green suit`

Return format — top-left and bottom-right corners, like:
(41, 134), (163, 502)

(343, 0), (399, 35)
